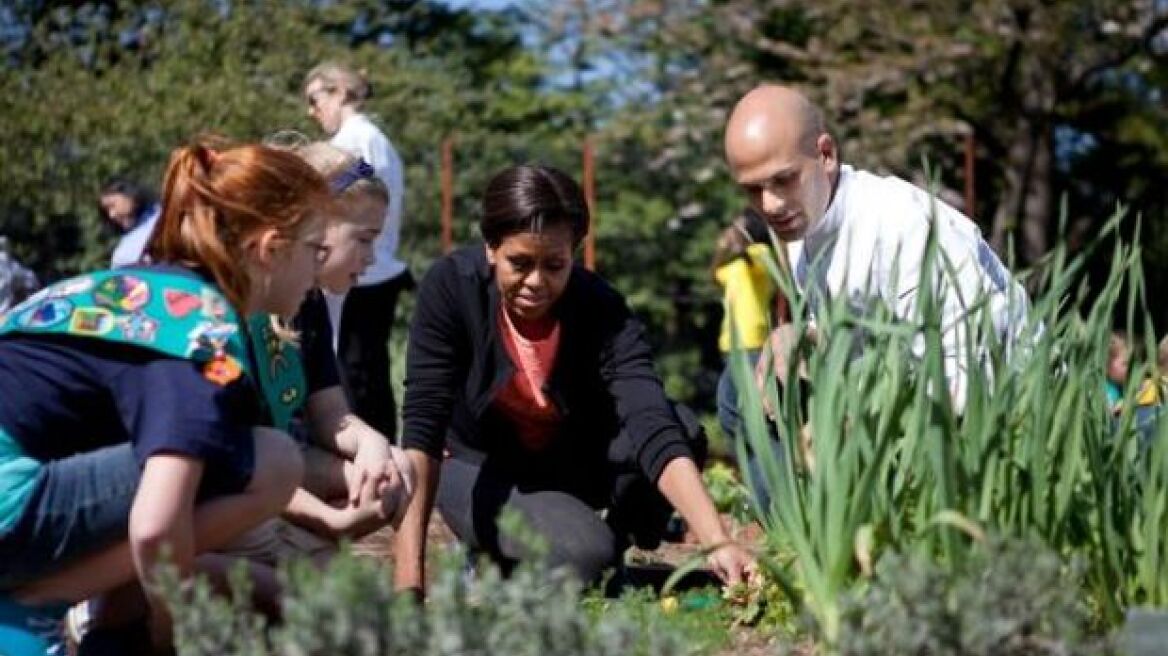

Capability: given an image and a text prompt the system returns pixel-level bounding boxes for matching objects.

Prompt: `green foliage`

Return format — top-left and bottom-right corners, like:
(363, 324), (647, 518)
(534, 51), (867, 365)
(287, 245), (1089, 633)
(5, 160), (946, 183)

(583, 586), (733, 655)
(735, 203), (1168, 647)
(158, 545), (699, 656)
(701, 461), (753, 525)
(839, 537), (1111, 656)
(0, 0), (733, 409)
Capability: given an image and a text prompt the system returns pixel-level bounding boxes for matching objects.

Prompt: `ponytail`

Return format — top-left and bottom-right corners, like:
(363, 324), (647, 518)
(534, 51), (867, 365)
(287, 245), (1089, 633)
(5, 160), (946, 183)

(148, 137), (329, 313)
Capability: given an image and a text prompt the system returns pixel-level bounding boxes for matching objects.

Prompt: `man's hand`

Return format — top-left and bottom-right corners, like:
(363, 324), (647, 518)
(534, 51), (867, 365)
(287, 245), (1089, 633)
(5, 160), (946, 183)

(754, 323), (809, 415)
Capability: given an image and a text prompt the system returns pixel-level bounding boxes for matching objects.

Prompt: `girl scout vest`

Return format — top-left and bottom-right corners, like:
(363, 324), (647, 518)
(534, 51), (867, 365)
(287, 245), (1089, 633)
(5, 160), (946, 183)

(0, 269), (306, 431)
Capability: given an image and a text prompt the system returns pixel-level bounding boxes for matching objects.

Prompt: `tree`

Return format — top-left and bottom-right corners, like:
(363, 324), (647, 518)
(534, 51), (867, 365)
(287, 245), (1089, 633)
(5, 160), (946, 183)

(0, 0), (585, 277)
(620, 0), (1168, 270)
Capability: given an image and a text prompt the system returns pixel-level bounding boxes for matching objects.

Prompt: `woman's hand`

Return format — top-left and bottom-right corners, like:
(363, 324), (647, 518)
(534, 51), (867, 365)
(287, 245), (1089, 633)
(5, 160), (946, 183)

(706, 541), (757, 588)
(381, 447), (416, 526)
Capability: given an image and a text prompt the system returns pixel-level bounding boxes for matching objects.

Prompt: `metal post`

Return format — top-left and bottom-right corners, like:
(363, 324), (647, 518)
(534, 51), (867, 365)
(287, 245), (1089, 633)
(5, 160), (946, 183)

(441, 136), (454, 254)
(582, 137), (596, 271)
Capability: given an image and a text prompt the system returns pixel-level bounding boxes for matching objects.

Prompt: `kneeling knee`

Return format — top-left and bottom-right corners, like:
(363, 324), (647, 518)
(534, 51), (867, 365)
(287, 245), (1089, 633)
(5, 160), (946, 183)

(548, 538), (618, 583)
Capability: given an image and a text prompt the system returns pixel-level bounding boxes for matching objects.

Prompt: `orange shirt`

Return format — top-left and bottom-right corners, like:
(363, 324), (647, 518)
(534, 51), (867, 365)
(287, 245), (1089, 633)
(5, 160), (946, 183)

(493, 307), (562, 451)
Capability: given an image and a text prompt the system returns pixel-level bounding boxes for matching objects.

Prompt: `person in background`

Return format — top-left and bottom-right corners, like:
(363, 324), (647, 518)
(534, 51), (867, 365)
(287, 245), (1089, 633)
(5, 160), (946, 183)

(712, 208), (776, 443)
(0, 138), (328, 654)
(1105, 331), (1130, 413)
(1121, 333), (1162, 447)
(392, 164), (755, 598)
(1158, 336), (1168, 398)
(0, 236), (39, 315)
(304, 62), (412, 441)
(99, 178), (162, 269)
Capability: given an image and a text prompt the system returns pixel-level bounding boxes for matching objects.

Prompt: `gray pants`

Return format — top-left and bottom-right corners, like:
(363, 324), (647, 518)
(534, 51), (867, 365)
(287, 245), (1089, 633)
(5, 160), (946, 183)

(436, 404), (707, 583)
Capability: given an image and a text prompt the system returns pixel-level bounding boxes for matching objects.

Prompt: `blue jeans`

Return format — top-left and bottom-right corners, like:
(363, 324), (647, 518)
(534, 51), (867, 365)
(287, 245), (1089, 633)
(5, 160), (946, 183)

(716, 350), (789, 516)
(716, 349), (762, 442)
(0, 443), (141, 592)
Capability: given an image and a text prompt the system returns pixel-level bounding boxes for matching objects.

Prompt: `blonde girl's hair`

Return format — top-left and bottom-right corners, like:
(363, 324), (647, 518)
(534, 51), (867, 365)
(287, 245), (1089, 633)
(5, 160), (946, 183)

(146, 136), (329, 313)
(295, 141), (389, 207)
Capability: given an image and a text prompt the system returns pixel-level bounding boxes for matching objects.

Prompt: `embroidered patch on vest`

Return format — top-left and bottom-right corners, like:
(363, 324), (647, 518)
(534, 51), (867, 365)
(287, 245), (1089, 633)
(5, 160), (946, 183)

(19, 298), (73, 329)
(94, 275), (150, 313)
(203, 354), (243, 386)
(163, 289), (202, 318)
(70, 308), (114, 335)
(118, 312), (159, 342)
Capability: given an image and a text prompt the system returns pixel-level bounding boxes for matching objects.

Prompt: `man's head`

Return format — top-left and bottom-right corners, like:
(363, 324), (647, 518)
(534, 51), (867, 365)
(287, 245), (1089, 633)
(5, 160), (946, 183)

(724, 85), (839, 241)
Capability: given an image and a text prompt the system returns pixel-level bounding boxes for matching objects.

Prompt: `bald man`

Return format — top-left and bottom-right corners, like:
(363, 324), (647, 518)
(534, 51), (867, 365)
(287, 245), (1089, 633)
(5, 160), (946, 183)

(724, 84), (1031, 407)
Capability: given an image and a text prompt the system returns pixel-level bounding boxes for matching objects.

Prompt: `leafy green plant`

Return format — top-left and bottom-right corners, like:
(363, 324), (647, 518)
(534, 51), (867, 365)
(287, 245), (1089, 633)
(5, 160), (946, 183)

(732, 199), (1168, 648)
(838, 537), (1111, 656)
(159, 543), (700, 656)
(702, 461), (754, 525)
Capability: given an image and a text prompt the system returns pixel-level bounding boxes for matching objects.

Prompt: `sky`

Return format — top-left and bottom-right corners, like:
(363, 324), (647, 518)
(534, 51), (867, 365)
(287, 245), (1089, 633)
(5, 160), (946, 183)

(437, 0), (518, 10)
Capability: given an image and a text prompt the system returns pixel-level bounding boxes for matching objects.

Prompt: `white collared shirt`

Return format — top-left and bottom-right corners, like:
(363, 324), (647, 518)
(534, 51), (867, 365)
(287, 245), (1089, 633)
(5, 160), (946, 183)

(786, 165), (1031, 407)
(110, 204), (161, 269)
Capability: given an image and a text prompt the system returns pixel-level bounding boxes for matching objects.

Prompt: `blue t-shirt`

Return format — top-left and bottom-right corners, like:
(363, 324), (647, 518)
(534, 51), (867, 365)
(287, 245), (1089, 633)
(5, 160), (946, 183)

(0, 332), (261, 530)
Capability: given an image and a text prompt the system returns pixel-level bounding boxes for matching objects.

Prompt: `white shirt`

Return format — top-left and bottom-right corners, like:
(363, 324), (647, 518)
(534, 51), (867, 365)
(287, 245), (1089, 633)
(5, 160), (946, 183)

(324, 290), (345, 353)
(110, 204), (161, 269)
(786, 165), (1031, 406)
(331, 113), (407, 285)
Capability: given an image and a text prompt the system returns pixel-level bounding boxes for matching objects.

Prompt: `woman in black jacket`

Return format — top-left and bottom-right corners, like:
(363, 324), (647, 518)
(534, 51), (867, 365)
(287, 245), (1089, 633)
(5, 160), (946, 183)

(393, 164), (754, 594)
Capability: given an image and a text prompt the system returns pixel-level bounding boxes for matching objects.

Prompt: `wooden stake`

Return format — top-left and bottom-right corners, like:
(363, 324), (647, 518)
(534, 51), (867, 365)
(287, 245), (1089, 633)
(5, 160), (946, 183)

(441, 136), (454, 254)
(583, 137), (596, 271)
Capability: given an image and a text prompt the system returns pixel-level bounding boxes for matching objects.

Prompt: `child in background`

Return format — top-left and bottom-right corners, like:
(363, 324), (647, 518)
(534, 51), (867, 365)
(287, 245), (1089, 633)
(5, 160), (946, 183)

(1129, 336), (1167, 444)
(1134, 336), (1168, 408)
(713, 209), (776, 443)
(1105, 331), (1130, 413)
(0, 138), (328, 654)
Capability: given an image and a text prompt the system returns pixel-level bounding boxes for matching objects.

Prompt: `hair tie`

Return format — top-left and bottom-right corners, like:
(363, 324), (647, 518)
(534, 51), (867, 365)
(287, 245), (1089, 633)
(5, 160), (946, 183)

(330, 159), (376, 194)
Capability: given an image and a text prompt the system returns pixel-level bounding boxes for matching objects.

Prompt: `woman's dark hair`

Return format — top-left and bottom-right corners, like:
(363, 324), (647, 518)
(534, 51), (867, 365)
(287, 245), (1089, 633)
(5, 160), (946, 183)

(480, 164), (590, 248)
(99, 177), (156, 218)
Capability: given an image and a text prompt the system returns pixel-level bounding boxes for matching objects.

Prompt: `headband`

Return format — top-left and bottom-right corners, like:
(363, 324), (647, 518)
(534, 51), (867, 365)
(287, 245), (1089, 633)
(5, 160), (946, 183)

(329, 159), (376, 195)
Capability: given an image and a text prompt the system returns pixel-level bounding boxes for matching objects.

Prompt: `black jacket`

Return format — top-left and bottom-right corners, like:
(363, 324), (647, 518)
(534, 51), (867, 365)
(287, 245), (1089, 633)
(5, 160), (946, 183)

(401, 246), (692, 485)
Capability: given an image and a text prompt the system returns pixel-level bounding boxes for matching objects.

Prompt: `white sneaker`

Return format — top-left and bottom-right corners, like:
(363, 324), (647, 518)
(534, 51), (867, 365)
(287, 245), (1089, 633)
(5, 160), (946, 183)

(64, 599), (92, 645)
